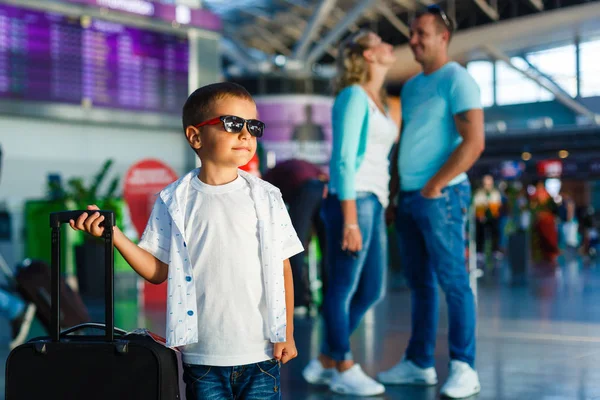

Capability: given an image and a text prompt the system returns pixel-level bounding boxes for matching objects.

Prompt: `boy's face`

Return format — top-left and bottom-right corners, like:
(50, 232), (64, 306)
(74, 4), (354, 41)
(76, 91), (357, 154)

(187, 97), (258, 170)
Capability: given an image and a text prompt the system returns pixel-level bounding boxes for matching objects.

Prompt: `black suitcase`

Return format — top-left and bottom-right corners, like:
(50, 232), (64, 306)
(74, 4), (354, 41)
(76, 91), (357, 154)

(5, 210), (181, 400)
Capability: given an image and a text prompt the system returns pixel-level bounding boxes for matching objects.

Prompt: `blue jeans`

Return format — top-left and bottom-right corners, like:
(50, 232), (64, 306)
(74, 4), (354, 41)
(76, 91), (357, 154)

(183, 359), (281, 400)
(321, 193), (387, 361)
(396, 180), (476, 368)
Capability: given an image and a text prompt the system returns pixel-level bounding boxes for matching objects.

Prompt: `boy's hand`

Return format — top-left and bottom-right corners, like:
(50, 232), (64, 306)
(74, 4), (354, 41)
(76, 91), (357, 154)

(273, 339), (298, 364)
(69, 205), (107, 237)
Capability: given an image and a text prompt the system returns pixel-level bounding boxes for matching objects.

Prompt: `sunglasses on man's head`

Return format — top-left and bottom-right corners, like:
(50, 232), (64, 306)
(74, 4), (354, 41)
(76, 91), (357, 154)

(426, 5), (453, 32)
(194, 115), (265, 138)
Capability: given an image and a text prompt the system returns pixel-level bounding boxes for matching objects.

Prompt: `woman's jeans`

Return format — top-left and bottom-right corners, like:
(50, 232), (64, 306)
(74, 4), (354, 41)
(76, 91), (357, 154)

(320, 193), (387, 361)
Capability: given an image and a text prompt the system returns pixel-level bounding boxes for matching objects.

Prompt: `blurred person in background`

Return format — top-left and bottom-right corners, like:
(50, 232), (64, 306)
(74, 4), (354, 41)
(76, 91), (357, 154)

(378, 6), (484, 399)
(302, 28), (398, 397)
(263, 159), (328, 315)
(473, 174), (503, 260)
(529, 180), (560, 272)
(558, 192), (580, 250)
(0, 143), (33, 348)
(292, 104), (326, 143)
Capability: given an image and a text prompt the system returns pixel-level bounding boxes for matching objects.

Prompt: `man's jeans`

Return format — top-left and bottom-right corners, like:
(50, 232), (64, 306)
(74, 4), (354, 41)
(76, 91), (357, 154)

(321, 192), (387, 361)
(396, 180), (476, 368)
(183, 359), (281, 400)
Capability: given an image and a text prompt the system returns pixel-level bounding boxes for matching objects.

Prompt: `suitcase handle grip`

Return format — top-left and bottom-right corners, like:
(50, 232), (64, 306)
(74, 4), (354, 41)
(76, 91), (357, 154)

(50, 211), (115, 342)
(60, 323), (127, 337)
(49, 210), (115, 228)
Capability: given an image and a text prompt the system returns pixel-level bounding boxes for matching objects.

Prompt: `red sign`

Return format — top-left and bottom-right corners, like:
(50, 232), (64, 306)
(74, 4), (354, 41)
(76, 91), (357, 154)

(123, 159), (178, 309)
(239, 152), (260, 176)
(536, 160), (563, 178)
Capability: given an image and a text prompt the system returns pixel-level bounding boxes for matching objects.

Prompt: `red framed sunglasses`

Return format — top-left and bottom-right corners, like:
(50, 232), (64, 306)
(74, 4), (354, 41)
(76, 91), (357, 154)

(194, 115), (265, 138)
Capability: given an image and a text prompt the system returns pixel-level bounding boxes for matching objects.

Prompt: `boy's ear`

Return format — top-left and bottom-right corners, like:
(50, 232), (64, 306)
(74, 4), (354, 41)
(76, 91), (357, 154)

(185, 126), (202, 150)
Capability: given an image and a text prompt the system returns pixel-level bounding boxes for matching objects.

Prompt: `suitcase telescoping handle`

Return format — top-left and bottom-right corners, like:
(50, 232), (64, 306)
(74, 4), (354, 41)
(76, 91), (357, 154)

(49, 210), (115, 343)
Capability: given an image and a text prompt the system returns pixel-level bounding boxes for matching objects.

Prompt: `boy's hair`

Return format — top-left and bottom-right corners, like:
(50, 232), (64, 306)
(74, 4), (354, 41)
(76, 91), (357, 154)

(182, 82), (254, 132)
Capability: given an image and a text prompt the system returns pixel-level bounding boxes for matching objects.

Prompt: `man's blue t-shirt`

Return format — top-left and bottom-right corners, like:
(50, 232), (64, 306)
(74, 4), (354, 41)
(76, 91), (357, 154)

(398, 62), (482, 191)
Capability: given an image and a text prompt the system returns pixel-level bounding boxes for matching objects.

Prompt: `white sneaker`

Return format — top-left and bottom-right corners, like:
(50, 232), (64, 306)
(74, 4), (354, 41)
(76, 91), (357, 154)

(302, 359), (336, 385)
(377, 358), (437, 385)
(440, 360), (481, 398)
(329, 364), (385, 396)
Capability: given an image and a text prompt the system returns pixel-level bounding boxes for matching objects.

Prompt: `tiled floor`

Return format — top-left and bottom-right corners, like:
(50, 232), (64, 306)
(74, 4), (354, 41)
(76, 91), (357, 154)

(1, 250), (600, 399)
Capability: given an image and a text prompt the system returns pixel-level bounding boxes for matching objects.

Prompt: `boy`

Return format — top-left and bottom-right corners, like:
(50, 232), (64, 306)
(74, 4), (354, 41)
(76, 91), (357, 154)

(70, 82), (303, 399)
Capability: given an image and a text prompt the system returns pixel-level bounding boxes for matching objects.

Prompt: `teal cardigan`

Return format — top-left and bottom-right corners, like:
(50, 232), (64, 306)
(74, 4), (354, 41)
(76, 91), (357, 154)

(329, 85), (370, 200)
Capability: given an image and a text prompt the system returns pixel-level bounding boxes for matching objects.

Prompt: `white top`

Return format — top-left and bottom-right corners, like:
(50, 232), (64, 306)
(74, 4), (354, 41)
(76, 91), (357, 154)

(354, 96), (398, 208)
(138, 169), (304, 349)
(178, 176), (271, 366)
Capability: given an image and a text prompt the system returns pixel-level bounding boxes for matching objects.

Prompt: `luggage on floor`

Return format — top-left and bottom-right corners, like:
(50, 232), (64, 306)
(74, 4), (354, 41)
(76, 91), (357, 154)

(14, 258), (90, 333)
(0, 253), (90, 349)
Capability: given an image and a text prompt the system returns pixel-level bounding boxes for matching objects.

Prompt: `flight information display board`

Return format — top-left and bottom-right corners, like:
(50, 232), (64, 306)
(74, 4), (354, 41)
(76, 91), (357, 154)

(0, 3), (189, 113)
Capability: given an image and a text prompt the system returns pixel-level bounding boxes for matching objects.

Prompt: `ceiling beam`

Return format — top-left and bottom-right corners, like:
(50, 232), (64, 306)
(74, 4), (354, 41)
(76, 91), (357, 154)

(376, 1), (410, 38)
(483, 45), (600, 124)
(305, 0), (377, 65)
(393, 0), (419, 11)
(525, 0), (544, 11)
(474, 0), (499, 20)
(251, 25), (292, 55)
(331, 7), (361, 32)
(246, 38), (277, 54)
(275, 14), (339, 57)
(240, 8), (273, 23)
(277, 11), (307, 28)
(221, 37), (260, 73)
(293, 0), (339, 59)
(277, 0), (311, 9)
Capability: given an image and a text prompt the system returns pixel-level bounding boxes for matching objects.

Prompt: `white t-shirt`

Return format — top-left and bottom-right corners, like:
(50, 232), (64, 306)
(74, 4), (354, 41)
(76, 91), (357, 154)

(354, 96), (398, 208)
(179, 175), (272, 366)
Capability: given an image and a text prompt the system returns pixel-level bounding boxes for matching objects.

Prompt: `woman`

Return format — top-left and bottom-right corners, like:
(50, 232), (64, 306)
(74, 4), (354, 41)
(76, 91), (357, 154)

(302, 29), (398, 396)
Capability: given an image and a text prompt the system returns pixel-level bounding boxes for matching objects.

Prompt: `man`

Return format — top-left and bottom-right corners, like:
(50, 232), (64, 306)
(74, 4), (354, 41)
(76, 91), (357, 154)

(378, 6), (484, 399)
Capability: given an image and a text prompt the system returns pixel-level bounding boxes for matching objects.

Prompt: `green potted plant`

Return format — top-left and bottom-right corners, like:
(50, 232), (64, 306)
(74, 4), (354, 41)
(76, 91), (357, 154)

(29, 160), (131, 298)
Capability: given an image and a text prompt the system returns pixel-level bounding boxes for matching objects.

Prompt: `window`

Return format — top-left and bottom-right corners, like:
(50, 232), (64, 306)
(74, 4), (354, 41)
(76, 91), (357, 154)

(467, 61), (494, 107)
(495, 57), (553, 105)
(526, 44), (577, 97)
(580, 38), (600, 98)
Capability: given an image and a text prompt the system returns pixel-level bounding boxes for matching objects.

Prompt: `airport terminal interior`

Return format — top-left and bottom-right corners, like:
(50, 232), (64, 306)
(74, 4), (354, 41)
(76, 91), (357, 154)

(1, 0), (600, 399)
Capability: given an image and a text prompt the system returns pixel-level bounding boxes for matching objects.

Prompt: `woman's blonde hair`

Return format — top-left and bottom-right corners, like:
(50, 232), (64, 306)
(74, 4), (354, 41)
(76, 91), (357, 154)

(333, 29), (372, 95)
(333, 29), (388, 107)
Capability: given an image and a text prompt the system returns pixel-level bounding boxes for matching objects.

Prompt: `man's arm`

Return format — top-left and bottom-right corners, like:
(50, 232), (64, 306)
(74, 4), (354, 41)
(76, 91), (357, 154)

(273, 258), (298, 364)
(421, 109), (485, 198)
